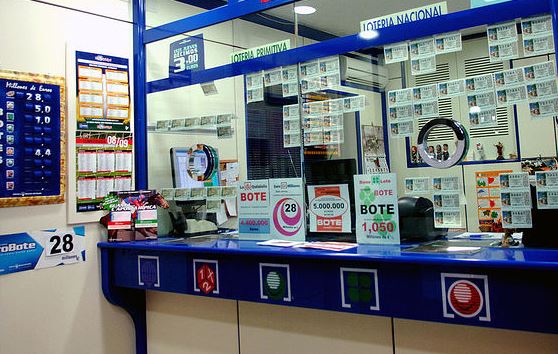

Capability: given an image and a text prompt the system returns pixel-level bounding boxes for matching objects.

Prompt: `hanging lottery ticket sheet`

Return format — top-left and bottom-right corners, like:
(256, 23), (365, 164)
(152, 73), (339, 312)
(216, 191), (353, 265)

(384, 42), (409, 64)
(496, 85), (528, 107)
(489, 41), (519, 63)
(535, 171), (558, 209)
(438, 79), (465, 99)
(523, 61), (556, 83)
(434, 210), (462, 228)
(404, 177), (430, 194)
(413, 84), (438, 103)
(467, 91), (497, 110)
(523, 36), (555, 57)
(465, 74), (495, 93)
(494, 68), (525, 88)
(343, 95), (366, 113)
(411, 56), (437, 76)
(388, 88), (413, 107)
(283, 104), (300, 119)
(413, 100), (439, 119)
(264, 67), (283, 87)
(500, 190), (532, 210)
(389, 121), (414, 138)
(527, 80), (558, 101)
(389, 105), (414, 121)
(432, 176), (460, 192)
(522, 15), (554, 57)
(469, 108), (498, 127)
(529, 96), (558, 119)
(502, 209), (533, 229)
(487, 21), (519, 63)
(435, 32), (462, 55)
(409, 38), (436, 59)
(282, 65), (298, 83)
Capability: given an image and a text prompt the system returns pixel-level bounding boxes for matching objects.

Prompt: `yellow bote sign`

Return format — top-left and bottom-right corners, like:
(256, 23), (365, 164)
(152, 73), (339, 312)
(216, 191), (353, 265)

(0, 70), (66, 207)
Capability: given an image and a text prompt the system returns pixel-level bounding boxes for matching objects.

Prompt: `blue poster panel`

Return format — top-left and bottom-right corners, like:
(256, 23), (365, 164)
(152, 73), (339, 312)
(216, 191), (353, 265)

(75, 51), (131, 132)
(169, 34), (205, 77)
(0, 70), (65, 207)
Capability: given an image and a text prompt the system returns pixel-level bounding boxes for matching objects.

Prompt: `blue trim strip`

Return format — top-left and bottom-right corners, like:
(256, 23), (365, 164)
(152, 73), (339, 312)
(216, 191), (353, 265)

(551, 0), (558, 72)
(146, 0), (548, 94)
(134, 0), (148, 189)
(145, 0), (297, 44)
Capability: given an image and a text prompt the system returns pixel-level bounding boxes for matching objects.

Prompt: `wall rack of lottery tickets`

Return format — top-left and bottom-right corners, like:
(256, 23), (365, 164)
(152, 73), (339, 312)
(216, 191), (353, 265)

(0, 70), (65, 208)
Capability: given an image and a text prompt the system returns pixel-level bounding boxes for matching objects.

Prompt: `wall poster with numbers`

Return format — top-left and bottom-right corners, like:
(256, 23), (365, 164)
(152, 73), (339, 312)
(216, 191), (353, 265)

(75, 51), (130, 132)
(0, 70), (65, 207)
(75, 131), (133, 212)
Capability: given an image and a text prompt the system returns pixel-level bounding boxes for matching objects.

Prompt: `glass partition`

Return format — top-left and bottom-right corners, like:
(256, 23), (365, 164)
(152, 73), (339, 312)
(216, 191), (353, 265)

(143, 0), (557, 238)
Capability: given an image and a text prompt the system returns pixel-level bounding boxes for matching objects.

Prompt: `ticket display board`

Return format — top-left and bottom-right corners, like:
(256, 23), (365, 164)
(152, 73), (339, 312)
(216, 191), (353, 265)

(75, 51), (130, 132)
(0, 70), (65, 207)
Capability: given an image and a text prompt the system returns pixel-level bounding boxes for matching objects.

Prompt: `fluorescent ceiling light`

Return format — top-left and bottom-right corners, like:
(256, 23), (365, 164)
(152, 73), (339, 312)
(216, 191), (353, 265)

(294, 6), (316, 15)
(359, 30), (379, 40)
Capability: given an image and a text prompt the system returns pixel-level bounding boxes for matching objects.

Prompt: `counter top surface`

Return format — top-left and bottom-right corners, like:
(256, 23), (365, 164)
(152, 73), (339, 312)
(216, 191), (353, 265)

(98, 236), (558, 270)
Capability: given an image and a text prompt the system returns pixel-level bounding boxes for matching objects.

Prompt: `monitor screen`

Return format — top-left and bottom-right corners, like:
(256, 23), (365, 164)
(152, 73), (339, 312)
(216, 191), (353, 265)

(170, 147), (219, 188)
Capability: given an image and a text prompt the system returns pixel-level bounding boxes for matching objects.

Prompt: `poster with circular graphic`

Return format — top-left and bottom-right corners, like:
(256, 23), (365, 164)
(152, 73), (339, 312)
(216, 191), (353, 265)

(270, 178), (305, 241)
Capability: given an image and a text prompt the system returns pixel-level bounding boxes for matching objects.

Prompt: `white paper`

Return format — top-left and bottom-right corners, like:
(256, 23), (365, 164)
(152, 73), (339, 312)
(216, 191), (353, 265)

(413, 100), (439, 119)
(494, 68), (525, 88)
(524, 36), (555, 57)
(489, 41), (519, 62)
(529, 96), (558, 119)
(388, 89), (413, 107)
(527, 80), (558, 101)
(389, 121), (414, 138)
(435, 32), (462, 54)
(384, 42), (409, 64)
(467, 91), (497, 110)
(404, 177), (430, 194)
(496, 86), (528, 107)
(469, 108), (498, 127)
(409, 38), (436, 59)
(411, 56), (437, 76)
(438, 80), (465, 98)
(523, 61), (556, 83)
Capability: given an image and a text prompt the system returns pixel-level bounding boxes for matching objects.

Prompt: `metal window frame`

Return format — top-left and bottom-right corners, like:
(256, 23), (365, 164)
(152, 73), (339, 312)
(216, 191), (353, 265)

(133, 0), (558, 189)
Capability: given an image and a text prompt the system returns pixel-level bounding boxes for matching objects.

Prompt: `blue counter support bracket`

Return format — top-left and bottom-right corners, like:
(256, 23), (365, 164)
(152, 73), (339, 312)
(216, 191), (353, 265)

(101, 249), (147, 354)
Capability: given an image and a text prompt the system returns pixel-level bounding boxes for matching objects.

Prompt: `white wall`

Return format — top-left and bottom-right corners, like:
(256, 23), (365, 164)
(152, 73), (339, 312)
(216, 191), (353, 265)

(0, 1), (135, 353)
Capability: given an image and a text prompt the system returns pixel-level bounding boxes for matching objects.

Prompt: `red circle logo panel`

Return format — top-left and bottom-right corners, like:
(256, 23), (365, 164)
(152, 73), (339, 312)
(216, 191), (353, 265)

(448, 280), (483, 318)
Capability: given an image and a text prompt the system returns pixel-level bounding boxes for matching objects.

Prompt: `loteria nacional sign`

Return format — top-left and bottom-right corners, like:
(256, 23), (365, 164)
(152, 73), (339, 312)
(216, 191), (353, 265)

(360, 2), (448, 31)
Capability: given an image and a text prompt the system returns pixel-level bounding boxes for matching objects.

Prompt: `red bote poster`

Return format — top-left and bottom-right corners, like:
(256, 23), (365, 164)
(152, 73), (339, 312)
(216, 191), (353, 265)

(308, 184), (351, 233)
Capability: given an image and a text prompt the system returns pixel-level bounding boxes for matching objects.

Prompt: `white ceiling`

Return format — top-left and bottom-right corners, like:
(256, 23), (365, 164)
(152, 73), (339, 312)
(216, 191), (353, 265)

(265, 0), (472, 37)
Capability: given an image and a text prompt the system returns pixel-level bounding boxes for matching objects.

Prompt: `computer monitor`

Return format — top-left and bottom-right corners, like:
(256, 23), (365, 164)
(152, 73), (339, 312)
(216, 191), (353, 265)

(170, 146), (220, 188)
(305, 158), (357, 241)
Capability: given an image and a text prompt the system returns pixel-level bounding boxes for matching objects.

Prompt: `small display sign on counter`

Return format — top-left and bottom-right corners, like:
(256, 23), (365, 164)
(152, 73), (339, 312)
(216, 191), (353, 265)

(354, 173), (400, 244)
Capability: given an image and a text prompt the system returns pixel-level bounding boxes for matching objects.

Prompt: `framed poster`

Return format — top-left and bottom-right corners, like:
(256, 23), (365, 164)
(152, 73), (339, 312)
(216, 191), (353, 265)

(75, 51), (130, 132)
(0, 70), (65, 207)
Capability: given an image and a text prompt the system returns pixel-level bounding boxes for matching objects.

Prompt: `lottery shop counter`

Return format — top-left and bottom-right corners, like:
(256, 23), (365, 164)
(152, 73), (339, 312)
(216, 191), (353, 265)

(99, 236), (558, 354)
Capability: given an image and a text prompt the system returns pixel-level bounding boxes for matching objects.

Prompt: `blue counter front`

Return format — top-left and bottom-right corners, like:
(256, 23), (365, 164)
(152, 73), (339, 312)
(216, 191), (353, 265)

(99, 237), (558, 354)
